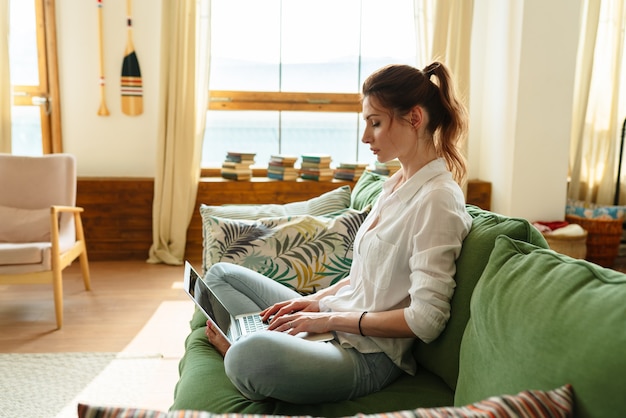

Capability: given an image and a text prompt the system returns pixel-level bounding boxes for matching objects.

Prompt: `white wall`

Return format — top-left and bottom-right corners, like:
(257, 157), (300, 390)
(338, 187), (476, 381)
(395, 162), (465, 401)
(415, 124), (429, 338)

(56, 0), (582, 220)
(56, 0), (162, 177)
(469, 0), (582, 220)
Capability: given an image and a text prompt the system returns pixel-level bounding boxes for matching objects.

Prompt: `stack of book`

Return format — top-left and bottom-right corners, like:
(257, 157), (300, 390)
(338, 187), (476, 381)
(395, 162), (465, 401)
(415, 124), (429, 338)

(334, 162), (369, 181)
(267, 154), (299, 180)
(221, 151), (256, 180)
(299, 154), (334, 181)
(371, 159), (401, 176)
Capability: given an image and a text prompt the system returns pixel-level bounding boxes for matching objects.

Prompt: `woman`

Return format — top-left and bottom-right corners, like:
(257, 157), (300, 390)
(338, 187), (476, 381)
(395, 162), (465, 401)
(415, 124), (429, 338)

(204, 62), (472, 404)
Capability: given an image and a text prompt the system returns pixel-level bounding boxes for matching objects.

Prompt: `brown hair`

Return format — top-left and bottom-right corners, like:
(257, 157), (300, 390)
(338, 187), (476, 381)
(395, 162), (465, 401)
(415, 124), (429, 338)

(361, 62), (468, 184)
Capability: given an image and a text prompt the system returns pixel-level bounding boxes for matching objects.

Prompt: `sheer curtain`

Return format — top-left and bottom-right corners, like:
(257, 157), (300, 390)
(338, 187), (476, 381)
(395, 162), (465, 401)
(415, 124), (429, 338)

(0, 0), (11, 153)
(414, 0), (473, 184)
(432, 0), (473, 105)
(148, 0), (211, 265)
(414, 0), (473, 103)
(569, 0), (626, 206)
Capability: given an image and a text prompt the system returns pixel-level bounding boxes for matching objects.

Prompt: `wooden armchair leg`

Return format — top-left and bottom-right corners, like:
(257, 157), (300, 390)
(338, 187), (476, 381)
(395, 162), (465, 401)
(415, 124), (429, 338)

(75, 214), (91, 291)
(79, 250), (91, 291)
(52, 268), (64, 329)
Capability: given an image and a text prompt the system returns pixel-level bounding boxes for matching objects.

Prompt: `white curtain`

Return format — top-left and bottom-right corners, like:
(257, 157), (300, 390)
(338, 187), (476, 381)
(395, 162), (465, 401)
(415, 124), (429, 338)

(431, 0), (473, 105)
(414, 0), (473, 104)
(569, 0), (626, 206)
(0, 0), (11, 153)
(148, 0), (211, 265)
(414, 0), (473, 189)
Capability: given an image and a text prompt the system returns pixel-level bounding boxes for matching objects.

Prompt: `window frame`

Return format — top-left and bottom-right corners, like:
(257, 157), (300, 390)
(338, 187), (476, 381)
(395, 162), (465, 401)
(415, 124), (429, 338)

(208, 91), (362, 113)
(202, 0), (419, 173)
(203, 90), (365, 175)
(10, 0), (62, 154)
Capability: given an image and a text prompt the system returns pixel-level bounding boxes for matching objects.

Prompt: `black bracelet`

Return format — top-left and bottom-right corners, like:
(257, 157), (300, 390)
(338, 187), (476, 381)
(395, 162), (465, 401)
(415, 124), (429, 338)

(358, 311), (368, 336)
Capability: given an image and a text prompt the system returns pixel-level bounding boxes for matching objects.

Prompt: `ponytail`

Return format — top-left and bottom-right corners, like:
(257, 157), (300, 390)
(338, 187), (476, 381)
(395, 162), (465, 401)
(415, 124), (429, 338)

(422, 62), (468, 184)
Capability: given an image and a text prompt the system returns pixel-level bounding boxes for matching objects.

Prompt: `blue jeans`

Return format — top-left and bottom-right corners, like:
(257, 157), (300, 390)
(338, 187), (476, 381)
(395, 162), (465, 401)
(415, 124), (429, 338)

(204, 262), (405, 404)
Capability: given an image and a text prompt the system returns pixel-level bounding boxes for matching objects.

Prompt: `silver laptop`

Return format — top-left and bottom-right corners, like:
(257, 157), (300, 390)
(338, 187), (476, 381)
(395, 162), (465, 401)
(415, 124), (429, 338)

(183, 261), (334, 343)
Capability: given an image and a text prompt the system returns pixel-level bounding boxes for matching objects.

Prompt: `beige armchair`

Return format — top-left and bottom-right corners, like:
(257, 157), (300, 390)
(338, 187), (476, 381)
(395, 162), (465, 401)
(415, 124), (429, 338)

(0, 153), (91, 329)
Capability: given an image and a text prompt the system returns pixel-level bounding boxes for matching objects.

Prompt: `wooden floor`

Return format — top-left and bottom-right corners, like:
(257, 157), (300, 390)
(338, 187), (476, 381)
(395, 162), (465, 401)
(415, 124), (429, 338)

(0, 260), (189, 353)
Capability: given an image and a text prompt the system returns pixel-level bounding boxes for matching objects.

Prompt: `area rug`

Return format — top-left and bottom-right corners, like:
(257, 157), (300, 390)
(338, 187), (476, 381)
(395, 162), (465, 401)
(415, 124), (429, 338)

(0, 301), (193, 418)
(55, 352), (179, 418)
(0, 352), (117, 418)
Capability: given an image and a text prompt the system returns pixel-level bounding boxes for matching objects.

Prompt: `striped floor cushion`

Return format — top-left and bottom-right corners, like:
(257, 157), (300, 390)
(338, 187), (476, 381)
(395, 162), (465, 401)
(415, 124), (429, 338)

(77, 383), (573, 418)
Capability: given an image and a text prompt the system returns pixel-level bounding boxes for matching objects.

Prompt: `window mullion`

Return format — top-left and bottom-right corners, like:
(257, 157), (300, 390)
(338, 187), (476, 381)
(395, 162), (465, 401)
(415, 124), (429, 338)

(208, 91), (361, 112)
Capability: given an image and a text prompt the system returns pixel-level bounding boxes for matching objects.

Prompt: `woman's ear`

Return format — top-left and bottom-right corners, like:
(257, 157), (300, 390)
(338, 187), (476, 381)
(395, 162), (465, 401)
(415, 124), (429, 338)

(410, 106), (423, 129)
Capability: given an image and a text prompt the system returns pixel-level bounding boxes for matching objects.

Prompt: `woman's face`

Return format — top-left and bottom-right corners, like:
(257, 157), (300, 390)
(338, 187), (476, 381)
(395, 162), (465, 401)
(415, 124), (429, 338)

(361, 96), (416, 164)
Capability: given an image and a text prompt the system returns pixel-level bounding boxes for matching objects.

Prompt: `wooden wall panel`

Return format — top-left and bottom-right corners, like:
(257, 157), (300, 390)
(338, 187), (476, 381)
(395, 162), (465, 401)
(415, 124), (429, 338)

(466, 179), (491, 211)
(77, 178), (154, 261)
(77, 177), (491, 262)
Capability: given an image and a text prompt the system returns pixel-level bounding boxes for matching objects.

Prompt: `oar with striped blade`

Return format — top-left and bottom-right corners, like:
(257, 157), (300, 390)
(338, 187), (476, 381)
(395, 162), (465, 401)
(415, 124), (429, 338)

(121, 0), (143, 116)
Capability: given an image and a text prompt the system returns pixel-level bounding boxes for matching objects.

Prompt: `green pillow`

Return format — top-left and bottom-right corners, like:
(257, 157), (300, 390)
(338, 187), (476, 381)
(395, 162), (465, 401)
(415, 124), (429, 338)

(350, 170), (386, 210)
(455, 235), (626, 417)
(414, 205), (548, 390)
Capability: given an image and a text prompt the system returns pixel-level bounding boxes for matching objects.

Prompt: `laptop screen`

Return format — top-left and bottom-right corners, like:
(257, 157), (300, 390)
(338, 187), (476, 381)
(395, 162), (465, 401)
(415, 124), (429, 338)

(184, 262), (234, 337)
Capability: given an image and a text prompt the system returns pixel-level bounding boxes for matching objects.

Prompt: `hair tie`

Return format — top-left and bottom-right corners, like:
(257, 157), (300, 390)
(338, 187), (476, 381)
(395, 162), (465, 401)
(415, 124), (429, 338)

(424, 62), (441, 79)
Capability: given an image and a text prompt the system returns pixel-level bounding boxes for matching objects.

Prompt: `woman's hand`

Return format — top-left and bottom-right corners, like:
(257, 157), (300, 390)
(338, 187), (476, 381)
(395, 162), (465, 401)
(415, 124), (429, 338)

(260, 277), (350, 323)
(260, 298), (320, 323)
(205, 320), (231, 357)
(267, 311), (332, 335)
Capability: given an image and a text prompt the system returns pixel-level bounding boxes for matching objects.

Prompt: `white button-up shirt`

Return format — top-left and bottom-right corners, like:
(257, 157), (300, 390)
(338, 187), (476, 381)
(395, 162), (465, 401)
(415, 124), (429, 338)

(320, 158), (472, 374)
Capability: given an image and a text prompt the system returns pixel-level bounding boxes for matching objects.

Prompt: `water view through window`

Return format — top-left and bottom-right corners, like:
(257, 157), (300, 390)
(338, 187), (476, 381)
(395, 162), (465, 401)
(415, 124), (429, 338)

(203, 0), (417, 168)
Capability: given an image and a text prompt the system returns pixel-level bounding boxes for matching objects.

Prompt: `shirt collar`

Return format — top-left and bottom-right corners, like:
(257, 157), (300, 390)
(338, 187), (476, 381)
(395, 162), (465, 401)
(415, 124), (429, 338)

(382, 158), (449, 203)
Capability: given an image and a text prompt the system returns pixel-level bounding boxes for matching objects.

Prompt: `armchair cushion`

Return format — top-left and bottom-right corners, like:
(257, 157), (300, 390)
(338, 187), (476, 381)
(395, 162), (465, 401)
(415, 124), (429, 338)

(0, 205), (50, 243)
(0, 242), (51, 271)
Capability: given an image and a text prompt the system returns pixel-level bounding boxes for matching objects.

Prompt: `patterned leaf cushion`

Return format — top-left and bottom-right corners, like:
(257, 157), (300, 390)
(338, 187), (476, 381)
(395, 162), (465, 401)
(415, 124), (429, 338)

(77, 384), (573, 417)
(456, 235), (626, 416)
(199, 185), (351, 221)
(201, 208), (370, 294)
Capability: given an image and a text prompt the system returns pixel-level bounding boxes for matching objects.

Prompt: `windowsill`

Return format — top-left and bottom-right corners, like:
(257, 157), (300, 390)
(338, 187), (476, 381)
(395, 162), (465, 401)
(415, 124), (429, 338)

(200, 167), (356, 183)
(201, 167), (268, 178)
(199, 176), (354, 183)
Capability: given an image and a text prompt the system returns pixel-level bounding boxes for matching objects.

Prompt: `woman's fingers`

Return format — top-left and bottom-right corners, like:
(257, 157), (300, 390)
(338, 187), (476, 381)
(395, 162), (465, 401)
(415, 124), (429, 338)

(260, 300), (290, 321)
(261, 299), (321, 325)
(267, 312), (329, 335)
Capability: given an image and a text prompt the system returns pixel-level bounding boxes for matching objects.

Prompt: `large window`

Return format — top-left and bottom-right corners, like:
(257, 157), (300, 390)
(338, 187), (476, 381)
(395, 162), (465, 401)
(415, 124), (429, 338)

(203, 0), (417, 168)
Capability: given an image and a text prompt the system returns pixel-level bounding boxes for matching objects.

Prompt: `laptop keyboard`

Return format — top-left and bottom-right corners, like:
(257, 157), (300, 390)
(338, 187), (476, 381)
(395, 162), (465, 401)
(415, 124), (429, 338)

(242, 315), (269, 333)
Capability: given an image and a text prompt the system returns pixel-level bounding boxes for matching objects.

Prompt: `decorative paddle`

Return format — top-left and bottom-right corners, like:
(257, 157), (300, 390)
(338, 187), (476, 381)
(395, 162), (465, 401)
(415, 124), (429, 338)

(97, 0), (109, 116)
(121, 0), (143, 116)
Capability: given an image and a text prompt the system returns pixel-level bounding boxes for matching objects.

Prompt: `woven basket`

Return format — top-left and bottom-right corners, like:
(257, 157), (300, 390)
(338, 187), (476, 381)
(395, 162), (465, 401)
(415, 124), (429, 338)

(542, 230), (587, 259)
(565, 215), (623, 267)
